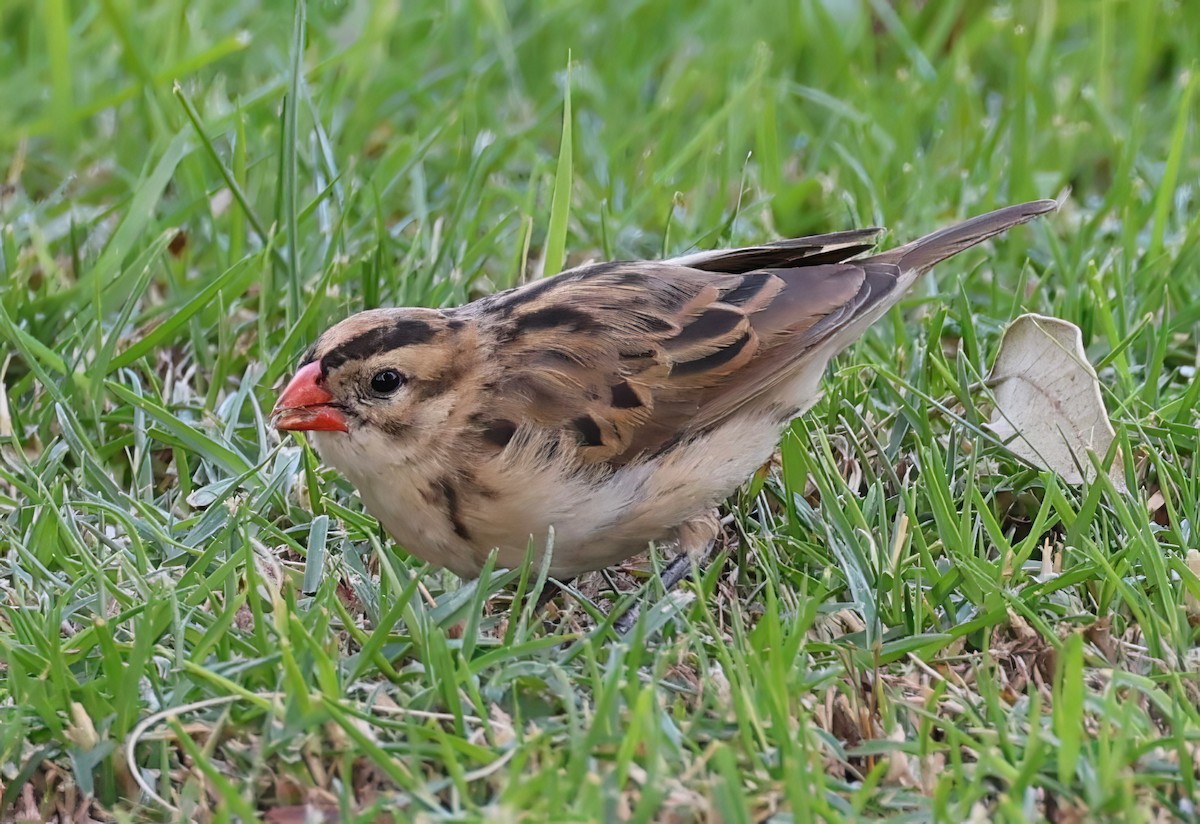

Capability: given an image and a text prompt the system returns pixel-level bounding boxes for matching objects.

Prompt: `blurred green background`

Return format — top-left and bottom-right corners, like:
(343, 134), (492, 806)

(1, 0), (1198, 820)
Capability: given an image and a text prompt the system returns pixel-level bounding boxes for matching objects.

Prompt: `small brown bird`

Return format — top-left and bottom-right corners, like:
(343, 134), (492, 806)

(274, 200), (1055, 587)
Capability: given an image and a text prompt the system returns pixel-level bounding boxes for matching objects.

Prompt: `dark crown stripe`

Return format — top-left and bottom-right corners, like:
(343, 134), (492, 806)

(321, 319), (437, 371)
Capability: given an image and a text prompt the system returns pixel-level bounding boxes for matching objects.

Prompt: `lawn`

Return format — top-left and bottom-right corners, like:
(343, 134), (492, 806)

(1, 0), (1198, 820)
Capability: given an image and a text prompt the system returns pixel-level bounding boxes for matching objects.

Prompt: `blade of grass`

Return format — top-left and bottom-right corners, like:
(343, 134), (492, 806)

(281, 0), (307, 322)
(1150, 70), (1195, 257)
(541, 53), (572, 278)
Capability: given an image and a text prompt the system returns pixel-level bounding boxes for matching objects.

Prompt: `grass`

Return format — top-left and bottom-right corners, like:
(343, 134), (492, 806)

(1, 0), (1198, 820)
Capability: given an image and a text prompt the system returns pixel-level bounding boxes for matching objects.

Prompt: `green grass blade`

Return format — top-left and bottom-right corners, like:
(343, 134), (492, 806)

(541, 54), (572, 278)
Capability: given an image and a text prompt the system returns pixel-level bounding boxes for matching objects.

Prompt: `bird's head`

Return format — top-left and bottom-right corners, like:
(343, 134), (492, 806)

(272, 308), (470, 438)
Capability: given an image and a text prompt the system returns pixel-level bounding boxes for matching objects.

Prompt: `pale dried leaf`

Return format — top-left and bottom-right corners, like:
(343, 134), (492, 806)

(64, 702), (99, 749)
(1184, 549), (1200, 621)
(987, 313), (1125, 491)
(883, 724), (918, 788)
(0, 365), (11, 439)
(209, 187), (233, 218)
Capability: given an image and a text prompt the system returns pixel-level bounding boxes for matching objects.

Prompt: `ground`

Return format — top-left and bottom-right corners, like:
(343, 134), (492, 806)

(1, 0), (1199, 821)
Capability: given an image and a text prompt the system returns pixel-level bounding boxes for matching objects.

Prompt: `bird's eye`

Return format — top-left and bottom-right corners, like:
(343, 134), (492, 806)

(370, 369), (405, 395)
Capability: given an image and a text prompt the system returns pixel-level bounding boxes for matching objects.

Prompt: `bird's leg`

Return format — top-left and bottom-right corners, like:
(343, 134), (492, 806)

(655, 552), (698, 594)
(613, 509), (720, 635)
(533, 576), (574, 611)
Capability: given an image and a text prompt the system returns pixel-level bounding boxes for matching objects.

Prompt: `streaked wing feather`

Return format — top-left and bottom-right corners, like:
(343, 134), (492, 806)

(468, 201), (1056, 468)
(666, 227), (882, 272)
(471, 257), (877, 466)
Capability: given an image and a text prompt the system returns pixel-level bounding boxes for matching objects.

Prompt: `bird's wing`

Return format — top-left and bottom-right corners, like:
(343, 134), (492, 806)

(466, 200), (1055, 467)
(466, 239), (882, 466)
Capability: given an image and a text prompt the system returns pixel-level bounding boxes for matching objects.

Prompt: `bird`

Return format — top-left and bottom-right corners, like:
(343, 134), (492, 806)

(273, 199), (1056, 601)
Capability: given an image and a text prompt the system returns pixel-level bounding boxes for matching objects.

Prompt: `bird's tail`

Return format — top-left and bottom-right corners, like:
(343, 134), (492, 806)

(876, 199), (1058, 274)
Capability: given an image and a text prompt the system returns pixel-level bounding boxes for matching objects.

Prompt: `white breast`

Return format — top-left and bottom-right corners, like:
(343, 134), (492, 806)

(456, 408), (792, 577)
(310, 366), (824, 579)
(313, 427), (485, 578)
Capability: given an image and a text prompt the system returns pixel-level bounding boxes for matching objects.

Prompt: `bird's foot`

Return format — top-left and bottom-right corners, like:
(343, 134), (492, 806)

(612, 509), (720, 635)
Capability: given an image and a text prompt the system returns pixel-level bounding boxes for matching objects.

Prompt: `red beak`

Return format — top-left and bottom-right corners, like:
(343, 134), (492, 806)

(272, 361), (350, 433)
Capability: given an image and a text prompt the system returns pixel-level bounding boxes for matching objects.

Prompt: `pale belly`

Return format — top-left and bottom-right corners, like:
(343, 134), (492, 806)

(314, 407), (794, 579)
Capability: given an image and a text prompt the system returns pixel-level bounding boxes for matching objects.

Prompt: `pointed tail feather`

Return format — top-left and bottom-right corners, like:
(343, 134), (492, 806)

(809, 198), (1058, 356)
(878, 199), (1058, 274)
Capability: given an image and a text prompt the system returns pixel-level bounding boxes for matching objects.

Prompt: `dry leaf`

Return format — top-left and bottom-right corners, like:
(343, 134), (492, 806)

(987, 313), (1125, 491)
(883, 724), (918, 788)
(1184, 549), (1200, 622)
(0, 361), (11, 439)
